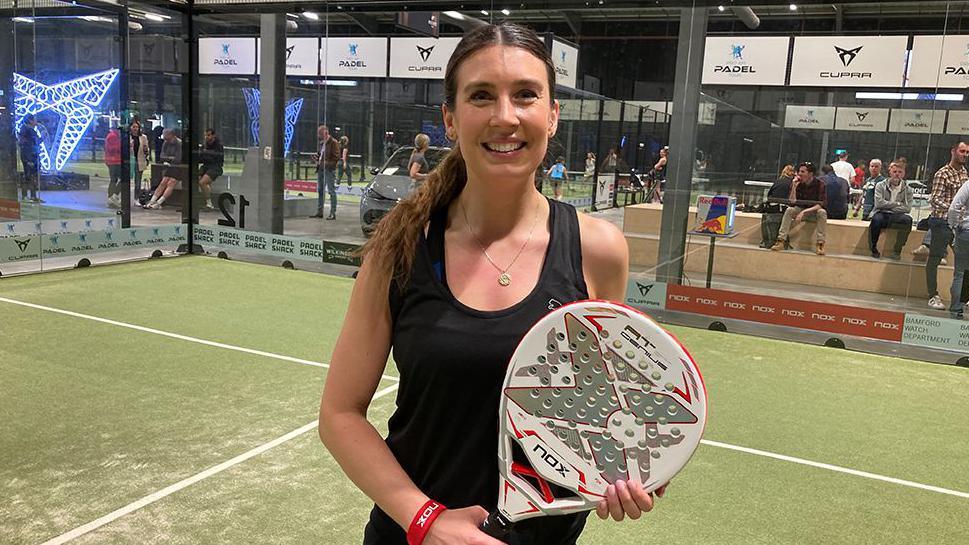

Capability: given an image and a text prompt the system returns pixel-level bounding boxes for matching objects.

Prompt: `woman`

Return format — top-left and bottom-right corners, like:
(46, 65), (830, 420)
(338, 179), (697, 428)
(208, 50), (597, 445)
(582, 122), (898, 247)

(778, 164), (795, 183)
(130, 121), (150, 203)
(338, 135), (352, 186)
(408, 133), (431, 185)
(143, 129), (181, 209)
(319, 23), (662, 545)
(583, 151), (595, 184)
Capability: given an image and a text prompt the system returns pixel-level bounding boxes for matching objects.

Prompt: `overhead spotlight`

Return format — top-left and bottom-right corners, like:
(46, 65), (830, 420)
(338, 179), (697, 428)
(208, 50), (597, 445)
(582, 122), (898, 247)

(303, 11), (319, 21)
(481, 10), (489, 15)
(12, 16), (34, 23)
(144, 13), (165, 22)
(443, 10), (466, 20)
(789, 3), (797, 10)
(501, 8), (511, 15)
(717, 5), (725, 11)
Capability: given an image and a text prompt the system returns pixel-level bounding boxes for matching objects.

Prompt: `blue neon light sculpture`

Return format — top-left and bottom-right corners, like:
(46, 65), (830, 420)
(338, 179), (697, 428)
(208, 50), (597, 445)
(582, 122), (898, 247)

(14, 69), (119, 172)
(241, 88), (304, 156)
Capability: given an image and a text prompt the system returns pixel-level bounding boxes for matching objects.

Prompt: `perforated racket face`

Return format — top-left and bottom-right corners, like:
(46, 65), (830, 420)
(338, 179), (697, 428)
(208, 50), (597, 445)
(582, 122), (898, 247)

(495, 301), (707, 522)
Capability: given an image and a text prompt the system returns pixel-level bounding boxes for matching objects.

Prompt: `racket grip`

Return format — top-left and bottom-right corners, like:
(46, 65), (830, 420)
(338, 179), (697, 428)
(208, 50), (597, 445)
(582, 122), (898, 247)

(480, 511), (512, 541)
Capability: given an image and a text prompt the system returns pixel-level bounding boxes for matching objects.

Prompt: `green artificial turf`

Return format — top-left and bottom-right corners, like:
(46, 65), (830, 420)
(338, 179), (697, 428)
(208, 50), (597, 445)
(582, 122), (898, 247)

(1, 256), (966, 545)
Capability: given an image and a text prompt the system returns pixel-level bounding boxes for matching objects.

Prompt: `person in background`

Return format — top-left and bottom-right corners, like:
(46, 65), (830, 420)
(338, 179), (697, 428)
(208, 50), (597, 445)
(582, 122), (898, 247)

(583, 151), (595, 184)
(924, 142), (969, 310)
(853, 158), (884, 220)
(545, 156), (568, 200)
(869, 161), (913, 260)
(152, 125), (165, 163)
(852, 160), (866, 209)
(383, 131), (398, 162)
(408, 133), (431, 186)
(602, 147), (618, 171)
(771, 161), (828, 256)
(17, 114), (42, 203)
(104, 127), (123, 208)
(313, 124), (340, 220)
(198, 128), (224, 211)
(820, 164), (849, 220)
(653, 146), (668, 182)
(831, 151), (855, 185)
(759, 165), (794, 248)
(338, 135), (352, 187)
(143, 129), (182, 210)
(130, 120), (150, 204)
(946, 177), (969, 319)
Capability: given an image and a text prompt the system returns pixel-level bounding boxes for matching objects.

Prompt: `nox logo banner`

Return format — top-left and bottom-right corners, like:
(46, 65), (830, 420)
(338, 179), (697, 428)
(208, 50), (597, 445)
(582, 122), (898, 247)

(702, 36), (789, 86)
(790, 36), (907, 87)
(389, 37), (460, 79)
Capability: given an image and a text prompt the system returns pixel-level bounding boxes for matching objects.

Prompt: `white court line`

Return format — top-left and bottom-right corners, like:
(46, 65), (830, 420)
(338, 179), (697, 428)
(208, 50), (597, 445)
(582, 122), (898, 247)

(0, 296), (400, 383)
(39, 382), (400, 545)
(701, 439), (969, 499)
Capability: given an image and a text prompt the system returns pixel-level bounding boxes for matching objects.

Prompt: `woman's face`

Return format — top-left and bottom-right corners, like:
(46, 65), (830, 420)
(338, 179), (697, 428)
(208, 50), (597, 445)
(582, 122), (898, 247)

(131, 124), (140, 136)
(443, 45), (558, 184)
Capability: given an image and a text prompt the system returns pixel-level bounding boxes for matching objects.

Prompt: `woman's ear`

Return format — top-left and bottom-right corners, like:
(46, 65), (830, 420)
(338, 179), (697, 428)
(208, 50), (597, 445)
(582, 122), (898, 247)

(548, 99), (561, 138)
(443, 104), (456, 141)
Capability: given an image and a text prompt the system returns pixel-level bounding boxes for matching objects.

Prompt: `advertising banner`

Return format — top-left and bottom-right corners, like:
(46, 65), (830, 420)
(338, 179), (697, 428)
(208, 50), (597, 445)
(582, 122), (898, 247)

(0, 225), (184, 264)
(907, 35), (969, 89)
(131, 36), (177, 72)
(2, 216), (119, 238)
(789, 36), (908, 87)
(595, 173), (616, 209)
(889, 109), (946, 134)
(199, 37), (257, 75)
(701, 36), (790, 86)
(195, 225), (360, 266)
(551, 39), (579, 89)
(783, 105), (836, 130)
(389, 37), (461, 79)
(624, 280), (667, 312)
(901, 314), (969, 351)
(945, 110), (969, 134)
(257, 37), (320, 76)
(664, 285), (905, 342)
(834, 107), (890, 132)
(324, 37), (388, 78)
(75, 37), (115, 71)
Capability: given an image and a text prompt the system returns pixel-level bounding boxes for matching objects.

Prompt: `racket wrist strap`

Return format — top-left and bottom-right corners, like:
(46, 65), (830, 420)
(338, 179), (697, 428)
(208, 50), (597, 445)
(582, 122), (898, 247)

(406, 500), (447, 545)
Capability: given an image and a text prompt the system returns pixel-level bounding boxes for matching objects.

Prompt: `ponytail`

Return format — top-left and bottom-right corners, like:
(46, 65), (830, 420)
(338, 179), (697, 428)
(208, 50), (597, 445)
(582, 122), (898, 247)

(359, 145), (467, 287)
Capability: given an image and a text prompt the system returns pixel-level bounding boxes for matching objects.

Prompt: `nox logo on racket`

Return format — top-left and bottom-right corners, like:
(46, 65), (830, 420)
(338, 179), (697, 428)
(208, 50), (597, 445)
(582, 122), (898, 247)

(533, 443), (570, 477)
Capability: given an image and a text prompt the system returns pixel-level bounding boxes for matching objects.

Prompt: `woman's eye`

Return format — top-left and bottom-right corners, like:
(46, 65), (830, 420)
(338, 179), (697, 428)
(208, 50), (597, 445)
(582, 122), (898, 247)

(469, 91), (492, 101)
(518, 89), (540, 99)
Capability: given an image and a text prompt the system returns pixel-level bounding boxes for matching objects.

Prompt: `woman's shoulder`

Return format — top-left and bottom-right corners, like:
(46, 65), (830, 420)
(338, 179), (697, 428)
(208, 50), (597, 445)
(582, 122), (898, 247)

(576, 212), (628, 274)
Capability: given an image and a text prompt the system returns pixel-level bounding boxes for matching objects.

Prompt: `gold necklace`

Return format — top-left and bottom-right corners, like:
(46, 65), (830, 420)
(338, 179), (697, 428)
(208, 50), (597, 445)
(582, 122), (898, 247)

(461, 199), (542, 287)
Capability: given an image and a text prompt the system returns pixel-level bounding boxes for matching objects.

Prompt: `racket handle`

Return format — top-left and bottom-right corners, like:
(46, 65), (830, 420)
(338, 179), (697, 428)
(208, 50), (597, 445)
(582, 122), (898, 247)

(480, 511), (512, 540)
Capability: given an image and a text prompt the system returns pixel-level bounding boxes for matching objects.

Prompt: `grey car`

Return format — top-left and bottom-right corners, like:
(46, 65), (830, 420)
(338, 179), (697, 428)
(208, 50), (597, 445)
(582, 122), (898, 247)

(359, 146), (450, 236)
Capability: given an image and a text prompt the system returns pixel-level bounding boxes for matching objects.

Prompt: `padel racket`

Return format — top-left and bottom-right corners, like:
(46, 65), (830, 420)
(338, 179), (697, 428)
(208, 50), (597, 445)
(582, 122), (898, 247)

(481, 300), (707, 539)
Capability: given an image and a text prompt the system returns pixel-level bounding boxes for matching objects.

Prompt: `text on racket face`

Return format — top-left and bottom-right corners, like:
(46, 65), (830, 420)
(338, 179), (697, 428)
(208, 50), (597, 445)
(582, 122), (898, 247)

(620, 325), (669, 371)
(533, 443), (570, 478)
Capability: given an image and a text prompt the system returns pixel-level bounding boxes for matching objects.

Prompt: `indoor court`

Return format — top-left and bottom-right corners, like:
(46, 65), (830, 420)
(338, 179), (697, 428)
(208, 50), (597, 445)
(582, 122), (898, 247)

(2, 256), (967, 545)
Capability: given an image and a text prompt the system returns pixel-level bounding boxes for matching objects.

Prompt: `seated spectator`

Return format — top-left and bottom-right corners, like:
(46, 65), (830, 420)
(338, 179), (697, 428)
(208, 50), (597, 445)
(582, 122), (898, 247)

(143, 129), (181, 210)
(820, 164), (850, 220)
(853, 159), (884, 220)
(946, 177), (969, 319)
(759, 166), (793, 248)
(771, 162), (828, 255)
(869, 161), (914, 259)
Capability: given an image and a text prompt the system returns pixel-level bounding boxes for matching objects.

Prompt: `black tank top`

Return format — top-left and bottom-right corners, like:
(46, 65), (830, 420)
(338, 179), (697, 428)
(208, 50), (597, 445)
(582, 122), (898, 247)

(363, 198), (590, 545)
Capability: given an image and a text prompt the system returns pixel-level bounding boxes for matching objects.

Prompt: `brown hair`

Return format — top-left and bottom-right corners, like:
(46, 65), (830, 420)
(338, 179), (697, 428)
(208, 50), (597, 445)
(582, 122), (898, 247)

(360, 23), (555, 287)
(780, 164), (795, 179)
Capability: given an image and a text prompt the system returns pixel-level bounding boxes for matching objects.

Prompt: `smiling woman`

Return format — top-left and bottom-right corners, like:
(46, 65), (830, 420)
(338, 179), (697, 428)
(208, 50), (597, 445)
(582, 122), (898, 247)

(319, 22), (635, 545)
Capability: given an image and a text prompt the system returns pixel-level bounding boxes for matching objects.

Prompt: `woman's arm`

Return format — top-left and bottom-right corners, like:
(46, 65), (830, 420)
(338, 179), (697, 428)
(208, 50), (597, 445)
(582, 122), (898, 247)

(409, 161), (427, 181)
(319, 259), (426, 527)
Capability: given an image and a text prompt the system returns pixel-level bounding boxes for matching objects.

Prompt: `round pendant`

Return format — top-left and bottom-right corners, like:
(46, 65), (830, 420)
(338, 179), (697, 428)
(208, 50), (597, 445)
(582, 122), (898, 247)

(498, 272), (512, 286)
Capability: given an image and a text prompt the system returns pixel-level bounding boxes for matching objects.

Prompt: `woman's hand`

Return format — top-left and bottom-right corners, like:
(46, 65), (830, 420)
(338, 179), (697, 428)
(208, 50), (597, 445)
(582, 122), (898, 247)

(595, 480), (667, 521)
(424, 506), (506, 545)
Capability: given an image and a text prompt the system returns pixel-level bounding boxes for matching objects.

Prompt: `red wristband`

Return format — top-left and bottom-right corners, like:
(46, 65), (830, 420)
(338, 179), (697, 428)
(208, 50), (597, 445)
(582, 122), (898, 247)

(406, 500), (447, 545)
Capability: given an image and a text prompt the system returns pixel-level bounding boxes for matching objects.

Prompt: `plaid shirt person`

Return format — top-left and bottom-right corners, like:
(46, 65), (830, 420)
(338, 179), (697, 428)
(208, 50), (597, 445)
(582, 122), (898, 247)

(929, 163), (968, 218)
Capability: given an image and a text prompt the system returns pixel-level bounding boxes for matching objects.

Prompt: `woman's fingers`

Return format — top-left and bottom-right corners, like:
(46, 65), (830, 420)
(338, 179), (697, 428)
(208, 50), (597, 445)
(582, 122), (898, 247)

(615, 480), (642, 520)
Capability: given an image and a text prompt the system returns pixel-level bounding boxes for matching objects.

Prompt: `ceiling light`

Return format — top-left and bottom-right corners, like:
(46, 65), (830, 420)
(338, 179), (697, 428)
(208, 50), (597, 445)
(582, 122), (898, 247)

(443, 11), (465, 20)
(717, 5), (725, 11)
(501, 8), (511, 15)
(480, 10), (489, 15)
(12, 16), (34, 23)
(144, 13), (166, 22)
(789, 4), (797, 10)
(303, 11), (319, 21)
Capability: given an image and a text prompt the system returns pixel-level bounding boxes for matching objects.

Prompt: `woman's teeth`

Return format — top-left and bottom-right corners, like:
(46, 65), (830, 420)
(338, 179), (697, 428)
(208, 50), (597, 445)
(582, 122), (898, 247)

(485, 142), (525, 153)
